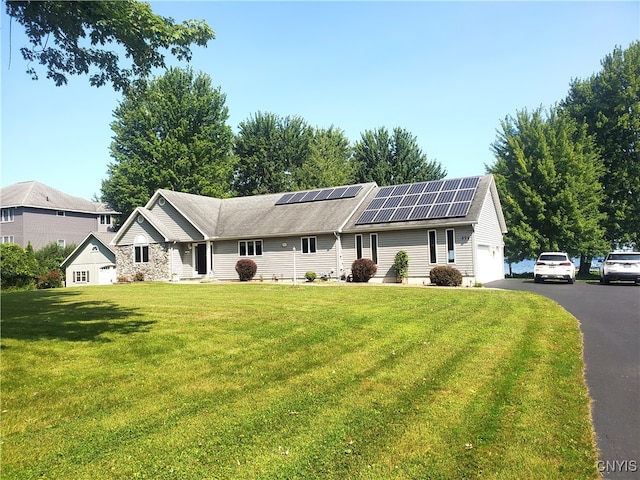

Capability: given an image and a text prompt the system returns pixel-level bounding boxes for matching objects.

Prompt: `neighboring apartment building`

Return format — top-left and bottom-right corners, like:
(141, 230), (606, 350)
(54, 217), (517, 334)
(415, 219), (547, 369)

(0, 181), (119, 250)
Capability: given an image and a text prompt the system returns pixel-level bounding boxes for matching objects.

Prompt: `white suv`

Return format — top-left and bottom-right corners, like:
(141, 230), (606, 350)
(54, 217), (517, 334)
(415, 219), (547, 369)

(534, 252), (576, 284)
(599, 252), (640, 285)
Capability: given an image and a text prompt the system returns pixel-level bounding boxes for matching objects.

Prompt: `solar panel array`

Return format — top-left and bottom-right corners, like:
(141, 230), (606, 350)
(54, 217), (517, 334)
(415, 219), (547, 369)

(355, 177), (480, 225)
(275, 185), (362, 206)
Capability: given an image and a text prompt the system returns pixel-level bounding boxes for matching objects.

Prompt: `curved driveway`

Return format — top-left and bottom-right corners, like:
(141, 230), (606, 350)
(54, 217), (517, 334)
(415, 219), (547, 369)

(485, 279), (639, 479)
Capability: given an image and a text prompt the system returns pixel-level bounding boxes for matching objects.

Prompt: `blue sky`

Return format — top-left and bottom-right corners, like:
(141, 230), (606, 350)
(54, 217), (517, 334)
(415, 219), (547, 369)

(2, 1), (638, 200)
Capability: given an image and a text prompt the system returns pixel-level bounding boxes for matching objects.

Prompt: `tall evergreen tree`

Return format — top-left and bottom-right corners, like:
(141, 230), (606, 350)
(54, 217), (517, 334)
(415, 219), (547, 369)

(101, 67), (235, 221)
(562, 41), (640, 249)
(353, 127), (446, 186)
(489, 108), (607, 271)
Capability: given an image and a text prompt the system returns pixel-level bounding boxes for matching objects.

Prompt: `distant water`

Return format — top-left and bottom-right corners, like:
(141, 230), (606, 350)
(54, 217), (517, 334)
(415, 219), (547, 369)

(504, 259), (535, 275)
(504, 257), (592, 275)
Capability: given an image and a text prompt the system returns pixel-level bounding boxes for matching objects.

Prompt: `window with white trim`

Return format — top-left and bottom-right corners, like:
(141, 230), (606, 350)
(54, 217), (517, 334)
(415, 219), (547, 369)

(239, 239), (263, 256)
(100, 214), (111, 225)
(1, 208), (14, 222)
(74, 271), (89, 283)
(57, 239), (66, 248)
(301, 236), (317, 254)
(428, 230), (437, 264)
(134, 234), (149, 263)
(446, 229), (455, 263)
(370, 233), (378, 264)
(1, 235), (14, 244)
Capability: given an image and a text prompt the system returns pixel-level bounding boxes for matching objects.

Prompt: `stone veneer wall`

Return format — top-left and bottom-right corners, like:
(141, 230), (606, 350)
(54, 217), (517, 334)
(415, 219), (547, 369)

(115, 243), (170, 282)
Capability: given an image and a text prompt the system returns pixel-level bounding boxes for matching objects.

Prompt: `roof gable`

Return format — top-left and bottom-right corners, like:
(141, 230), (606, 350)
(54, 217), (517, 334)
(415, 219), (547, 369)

(60, 232), (116, 268)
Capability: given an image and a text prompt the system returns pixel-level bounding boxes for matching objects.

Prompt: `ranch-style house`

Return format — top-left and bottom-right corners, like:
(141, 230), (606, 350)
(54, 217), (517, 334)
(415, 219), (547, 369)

(111, 174), (507, 285)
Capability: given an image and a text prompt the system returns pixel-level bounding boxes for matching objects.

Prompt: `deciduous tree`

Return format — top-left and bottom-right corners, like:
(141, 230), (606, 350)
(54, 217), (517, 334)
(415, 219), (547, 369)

(562, 41), (640, 249)
(353, 127), (446, 186)
(489, 108), (607, 271)
(102, 67), (235, 221)
(5, 0), (214, 91)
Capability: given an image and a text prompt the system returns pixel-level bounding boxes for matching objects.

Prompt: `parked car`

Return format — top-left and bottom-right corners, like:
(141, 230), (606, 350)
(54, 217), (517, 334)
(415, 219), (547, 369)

(534, 252), (575, 284)
(599, 252), (640, 285)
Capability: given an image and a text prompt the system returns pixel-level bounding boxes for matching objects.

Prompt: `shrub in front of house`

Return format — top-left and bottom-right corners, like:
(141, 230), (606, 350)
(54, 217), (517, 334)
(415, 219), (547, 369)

(37, 270), (63, 289)
(305, 271), (317, 282)
(235, 258), (258, 281)
(134, 271), (145, 282)
(351, 258), (377, 283)
(430, 266), (463, 286)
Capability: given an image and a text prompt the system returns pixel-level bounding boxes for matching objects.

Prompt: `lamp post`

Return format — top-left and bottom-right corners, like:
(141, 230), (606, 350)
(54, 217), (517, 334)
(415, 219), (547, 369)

(292, 246), (297, 286)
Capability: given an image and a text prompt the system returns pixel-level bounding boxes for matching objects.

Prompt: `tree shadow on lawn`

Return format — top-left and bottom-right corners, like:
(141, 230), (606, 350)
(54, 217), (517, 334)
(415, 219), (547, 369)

(1, 289), (155, 343)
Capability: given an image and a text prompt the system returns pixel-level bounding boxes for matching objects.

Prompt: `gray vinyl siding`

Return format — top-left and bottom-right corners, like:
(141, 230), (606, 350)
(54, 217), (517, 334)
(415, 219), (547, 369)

(475, 190), (504, 247)
(212, 234), (339, 280)
(148, 199), (204, 242)
(6, 207), (99, 250)
(117, 218), (167, 245)
(342, 226), (474, 280)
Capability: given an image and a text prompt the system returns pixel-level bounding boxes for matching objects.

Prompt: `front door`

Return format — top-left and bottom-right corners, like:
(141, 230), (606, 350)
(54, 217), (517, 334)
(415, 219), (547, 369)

(196, 244), (207, 275)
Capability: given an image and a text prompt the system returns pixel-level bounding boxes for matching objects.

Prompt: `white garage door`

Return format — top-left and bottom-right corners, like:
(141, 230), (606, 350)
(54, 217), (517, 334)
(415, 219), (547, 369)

(476, 245), (501, 283)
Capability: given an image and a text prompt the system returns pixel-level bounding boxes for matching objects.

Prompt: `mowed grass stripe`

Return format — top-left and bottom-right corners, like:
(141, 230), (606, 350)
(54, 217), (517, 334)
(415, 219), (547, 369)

(0, 284), (599, 479)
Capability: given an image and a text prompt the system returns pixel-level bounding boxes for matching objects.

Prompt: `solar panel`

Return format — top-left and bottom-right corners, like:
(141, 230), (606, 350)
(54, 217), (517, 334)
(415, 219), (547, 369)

(448, 202), (472, 217)
(315, 189), (333, 201)
(392, 207), (413, 222)
(327, 186), (348, 199)
(275, 193), (295, 205)
(436, 191), (455, 203)
(354, 176), (481, 225)
(417, 192), (437, 205)
(425, 180), (444, 193)
(399, 194), (420, 207)
(276, 185), (362, 205)
(461, 177), (479, 189)
(443, 178), (461, 191)
(454, 189), (474, 202)
(383, 196), (402, 208)
(302, 190), (320, 202)
(428, 203), (450, 218)
(373, 209), (394, 222)
(408, 182), (427, 195)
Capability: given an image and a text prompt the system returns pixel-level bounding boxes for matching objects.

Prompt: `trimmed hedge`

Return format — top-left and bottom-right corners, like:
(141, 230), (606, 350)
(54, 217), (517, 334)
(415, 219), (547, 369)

(430, 266), (463, 286)
(351, 258), (377, 283)
(235, 258), (258, 281)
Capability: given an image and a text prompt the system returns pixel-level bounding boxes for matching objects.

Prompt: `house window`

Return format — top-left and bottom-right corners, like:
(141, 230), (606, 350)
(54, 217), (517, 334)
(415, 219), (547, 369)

(446, 229), (455, 263)
(1, 208), (14, 222)
(428, 230), (437, 264)
(239, 240), (263, 256)
(57, 211), (65, 217)
(134, 234), (149, 263)
(370, 234), (378, 264)
(74, 271), (89, 283)
(1, 235), (14, 244)
(57, 239), (66, 248)
(135, 245), (149, 263)
(355, 235), (363, 259)
(100, 214), (111, 225)
(301, 236), (317, 254)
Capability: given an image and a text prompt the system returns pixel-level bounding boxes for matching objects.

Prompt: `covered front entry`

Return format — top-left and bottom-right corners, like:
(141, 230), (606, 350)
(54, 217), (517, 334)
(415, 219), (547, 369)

(196, 244), (207, 275)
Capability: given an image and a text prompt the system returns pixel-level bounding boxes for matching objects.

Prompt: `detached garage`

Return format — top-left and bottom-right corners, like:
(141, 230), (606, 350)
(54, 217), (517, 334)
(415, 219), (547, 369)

(61, 232), (117, 287)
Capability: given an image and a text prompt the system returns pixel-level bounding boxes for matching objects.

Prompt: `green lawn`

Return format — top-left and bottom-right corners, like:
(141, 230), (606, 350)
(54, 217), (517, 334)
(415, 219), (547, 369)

(1, 283), (599, 479)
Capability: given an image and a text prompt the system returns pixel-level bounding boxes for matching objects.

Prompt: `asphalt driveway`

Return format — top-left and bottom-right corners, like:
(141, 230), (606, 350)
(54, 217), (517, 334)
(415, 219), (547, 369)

(485, 279), (639, 479)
